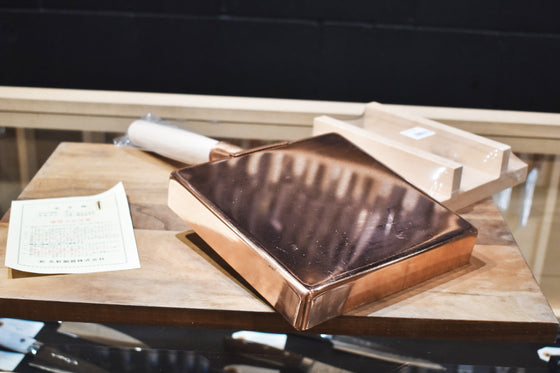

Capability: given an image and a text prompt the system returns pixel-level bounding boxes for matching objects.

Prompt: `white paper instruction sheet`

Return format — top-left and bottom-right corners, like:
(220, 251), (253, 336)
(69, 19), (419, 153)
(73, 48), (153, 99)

(5, 182), (140, 274)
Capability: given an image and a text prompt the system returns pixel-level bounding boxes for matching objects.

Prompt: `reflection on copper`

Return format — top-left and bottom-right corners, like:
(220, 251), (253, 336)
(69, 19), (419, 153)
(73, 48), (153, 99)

(169, 133), (477, 330)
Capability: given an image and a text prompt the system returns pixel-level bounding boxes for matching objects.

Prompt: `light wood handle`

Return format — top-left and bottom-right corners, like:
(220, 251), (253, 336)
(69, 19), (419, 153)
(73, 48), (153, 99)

(127, 118), (218, 164)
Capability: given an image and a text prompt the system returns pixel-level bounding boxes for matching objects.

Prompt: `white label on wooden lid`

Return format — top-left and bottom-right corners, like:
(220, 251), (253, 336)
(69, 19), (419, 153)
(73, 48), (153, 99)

(400, 126), (435, 140)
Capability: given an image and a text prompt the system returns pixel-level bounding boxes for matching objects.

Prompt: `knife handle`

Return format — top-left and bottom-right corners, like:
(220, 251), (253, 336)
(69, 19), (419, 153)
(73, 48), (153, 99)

(224, 337), (306, 371)
(0, 327), (37, 354)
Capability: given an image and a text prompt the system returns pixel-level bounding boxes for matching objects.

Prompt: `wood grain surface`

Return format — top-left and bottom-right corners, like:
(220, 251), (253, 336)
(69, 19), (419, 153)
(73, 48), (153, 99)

(0, 142), (557, 341)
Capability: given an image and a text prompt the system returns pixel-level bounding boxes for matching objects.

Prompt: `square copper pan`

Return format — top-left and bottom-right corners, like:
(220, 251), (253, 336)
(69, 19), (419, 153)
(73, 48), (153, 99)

(168, 133), (477, 330)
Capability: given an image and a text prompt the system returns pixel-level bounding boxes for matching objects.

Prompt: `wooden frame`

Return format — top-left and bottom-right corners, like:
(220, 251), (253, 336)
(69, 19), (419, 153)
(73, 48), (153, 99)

(313, 103), (528, 210)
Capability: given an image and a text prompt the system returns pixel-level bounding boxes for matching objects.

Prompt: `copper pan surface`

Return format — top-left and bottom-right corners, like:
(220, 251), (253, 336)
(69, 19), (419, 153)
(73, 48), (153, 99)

(168, 133), (477, 330)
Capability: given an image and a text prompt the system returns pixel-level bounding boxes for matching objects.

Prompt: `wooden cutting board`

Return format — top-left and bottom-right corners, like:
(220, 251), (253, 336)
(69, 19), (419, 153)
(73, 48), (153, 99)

(0, 142), (557, 341)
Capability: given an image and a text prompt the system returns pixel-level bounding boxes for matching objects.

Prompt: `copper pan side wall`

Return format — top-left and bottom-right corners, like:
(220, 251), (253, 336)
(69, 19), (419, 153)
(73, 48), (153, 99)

(300, 234), (476, 330)
(168, 179), (307, 329)
(340, 234), (476, 313)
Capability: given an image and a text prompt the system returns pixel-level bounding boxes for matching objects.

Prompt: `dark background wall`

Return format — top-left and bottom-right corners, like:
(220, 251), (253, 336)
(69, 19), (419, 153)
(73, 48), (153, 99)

(1, 1), (559, 112)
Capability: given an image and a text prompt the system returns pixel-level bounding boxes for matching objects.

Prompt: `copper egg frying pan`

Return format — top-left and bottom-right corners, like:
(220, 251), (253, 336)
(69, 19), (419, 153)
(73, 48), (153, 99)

(127, 115), (477, 330)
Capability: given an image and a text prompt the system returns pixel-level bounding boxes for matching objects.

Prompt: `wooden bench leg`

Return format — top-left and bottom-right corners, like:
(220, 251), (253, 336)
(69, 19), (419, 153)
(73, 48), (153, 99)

(15, 127), (37, 186)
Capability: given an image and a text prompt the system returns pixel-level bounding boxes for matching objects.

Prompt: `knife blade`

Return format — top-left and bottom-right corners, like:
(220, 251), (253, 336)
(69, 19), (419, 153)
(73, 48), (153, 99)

(57, 322), (148, 348)
(225, 335), (354, 373)
(222, 364), (280, 373)
(233, 331), (444, 371)
(0, 319), (44, 338)
(319, 334), (445, 371)
(0, 326), (109, 373)
(0, 349), (25, 372)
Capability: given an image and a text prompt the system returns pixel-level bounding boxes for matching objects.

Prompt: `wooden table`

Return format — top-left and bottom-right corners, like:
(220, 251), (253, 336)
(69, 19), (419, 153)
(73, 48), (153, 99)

(1, 142), (558, 342)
